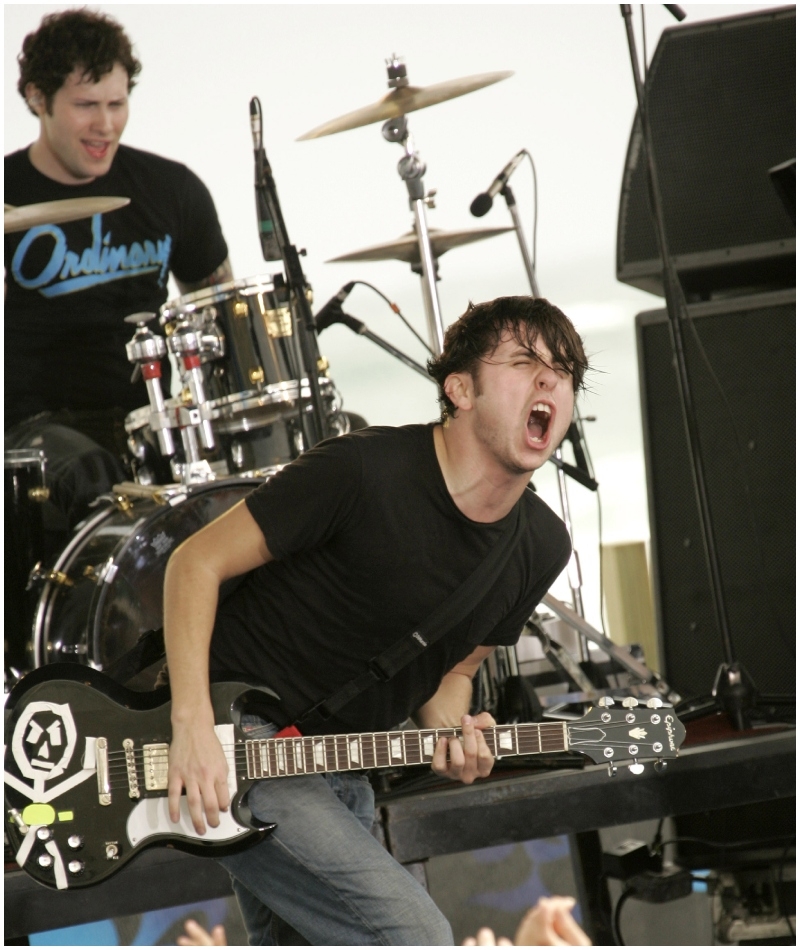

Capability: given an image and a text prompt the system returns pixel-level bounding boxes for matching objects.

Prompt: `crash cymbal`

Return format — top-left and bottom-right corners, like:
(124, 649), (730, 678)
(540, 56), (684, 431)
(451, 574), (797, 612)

(298, 71), (513, 141)
(327, 226), (515, 265)
(4, 196), (131, 234)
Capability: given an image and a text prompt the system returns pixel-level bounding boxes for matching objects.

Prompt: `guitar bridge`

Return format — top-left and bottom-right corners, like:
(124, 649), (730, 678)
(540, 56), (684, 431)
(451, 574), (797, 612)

(142, 743), (169, 791)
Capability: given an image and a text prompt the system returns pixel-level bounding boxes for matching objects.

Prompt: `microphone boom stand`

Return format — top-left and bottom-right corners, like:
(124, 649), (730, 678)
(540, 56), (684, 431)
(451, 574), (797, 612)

(620, 5), (753, 728)
(254, 114), (328, 447)
(501, 184), (540, 297)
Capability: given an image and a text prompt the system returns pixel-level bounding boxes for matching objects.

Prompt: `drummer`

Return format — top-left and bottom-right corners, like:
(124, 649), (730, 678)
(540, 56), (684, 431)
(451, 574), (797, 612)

(4, 9), (231, 531)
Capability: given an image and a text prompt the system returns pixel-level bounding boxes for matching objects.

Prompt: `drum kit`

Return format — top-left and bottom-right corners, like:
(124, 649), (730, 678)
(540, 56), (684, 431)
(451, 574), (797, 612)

(4, 57), (527, 690)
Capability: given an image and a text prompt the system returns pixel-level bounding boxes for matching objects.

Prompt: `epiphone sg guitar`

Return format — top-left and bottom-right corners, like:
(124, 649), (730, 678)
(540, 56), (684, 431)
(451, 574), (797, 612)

(4, 664), (685, 890)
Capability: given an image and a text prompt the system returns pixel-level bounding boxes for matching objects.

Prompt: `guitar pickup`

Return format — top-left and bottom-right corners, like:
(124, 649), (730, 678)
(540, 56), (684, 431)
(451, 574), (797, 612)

(96, 738), (111, 806)
(142, 743), (169, 791)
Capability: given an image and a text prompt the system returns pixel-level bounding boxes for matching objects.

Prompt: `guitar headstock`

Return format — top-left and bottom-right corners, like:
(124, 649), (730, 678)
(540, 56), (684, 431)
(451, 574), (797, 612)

(567, 696), (685, 774)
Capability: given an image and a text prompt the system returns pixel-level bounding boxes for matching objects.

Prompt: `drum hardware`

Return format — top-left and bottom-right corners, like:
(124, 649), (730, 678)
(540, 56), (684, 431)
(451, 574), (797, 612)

(5, 449), (49, 675)
(4, 196), (130, 234)
(27, 563), (74, 589)
(298, 57), (513, 353)
(124, 313), (176, 459)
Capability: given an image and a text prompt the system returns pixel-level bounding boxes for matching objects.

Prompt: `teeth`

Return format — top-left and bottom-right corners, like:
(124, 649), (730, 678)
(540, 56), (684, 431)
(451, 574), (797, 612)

(530, 402), (551, 415)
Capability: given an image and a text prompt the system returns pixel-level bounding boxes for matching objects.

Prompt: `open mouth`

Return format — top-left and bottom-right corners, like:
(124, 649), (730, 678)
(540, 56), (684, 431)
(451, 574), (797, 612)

(527, 402), (552, 445)
(83, 140), (111, 160)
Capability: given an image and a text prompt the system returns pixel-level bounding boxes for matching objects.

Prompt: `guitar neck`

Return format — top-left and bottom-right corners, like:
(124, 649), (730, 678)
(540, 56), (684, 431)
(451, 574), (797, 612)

(245, 721), (569, 780)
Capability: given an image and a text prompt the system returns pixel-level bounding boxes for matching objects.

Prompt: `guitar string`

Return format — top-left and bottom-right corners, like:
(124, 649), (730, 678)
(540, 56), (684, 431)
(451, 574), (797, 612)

(100, 721), (658, 764)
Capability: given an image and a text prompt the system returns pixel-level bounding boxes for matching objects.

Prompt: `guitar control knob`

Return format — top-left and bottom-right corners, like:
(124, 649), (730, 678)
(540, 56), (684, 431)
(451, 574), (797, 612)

(67, 835), (84, 850)
(36, 827), (52, 841)
(68, 860), (85, 875)
(38, 854), (53, 868)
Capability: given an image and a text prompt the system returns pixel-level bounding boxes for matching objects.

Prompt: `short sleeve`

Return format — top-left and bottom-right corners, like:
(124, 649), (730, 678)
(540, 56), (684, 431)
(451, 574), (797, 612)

(169, 166), (229, 284)
(481, 519), (571, 647)
(245, 434), (362, 559)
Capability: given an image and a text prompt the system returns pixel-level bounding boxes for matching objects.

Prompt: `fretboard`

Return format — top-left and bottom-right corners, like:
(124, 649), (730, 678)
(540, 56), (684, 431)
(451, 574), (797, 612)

(245, 722), (569, 779)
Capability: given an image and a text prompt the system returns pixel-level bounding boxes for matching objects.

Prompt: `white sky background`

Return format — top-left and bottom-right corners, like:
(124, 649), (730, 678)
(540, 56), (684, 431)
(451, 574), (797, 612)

(4, 3), (768, 635)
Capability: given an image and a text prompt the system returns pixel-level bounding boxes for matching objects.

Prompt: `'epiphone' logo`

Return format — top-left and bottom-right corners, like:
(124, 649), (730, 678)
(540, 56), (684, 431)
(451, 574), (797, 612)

(664, 715), (677, 752)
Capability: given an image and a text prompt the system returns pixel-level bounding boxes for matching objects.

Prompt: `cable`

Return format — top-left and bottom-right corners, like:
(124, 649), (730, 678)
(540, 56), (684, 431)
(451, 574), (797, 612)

(612, 886), (635, 945)
(349, 280), (433, 356)
(574, 412), (607, 637)
(523, 150), (539, 278)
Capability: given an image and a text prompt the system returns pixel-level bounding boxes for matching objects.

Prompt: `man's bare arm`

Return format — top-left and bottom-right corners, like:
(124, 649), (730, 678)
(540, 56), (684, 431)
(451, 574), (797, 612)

(164, 499), (271, 833)
(416, 645), (497, 785)
(174, 257), (233, 295)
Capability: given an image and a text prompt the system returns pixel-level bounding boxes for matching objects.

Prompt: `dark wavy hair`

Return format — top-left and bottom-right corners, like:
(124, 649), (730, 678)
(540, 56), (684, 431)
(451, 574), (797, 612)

(18, 9), (141, 115)
(427, 296), (588, 421)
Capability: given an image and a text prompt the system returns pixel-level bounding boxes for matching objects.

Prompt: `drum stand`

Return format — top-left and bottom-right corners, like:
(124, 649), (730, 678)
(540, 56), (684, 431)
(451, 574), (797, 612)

(381, 59), (445, 354)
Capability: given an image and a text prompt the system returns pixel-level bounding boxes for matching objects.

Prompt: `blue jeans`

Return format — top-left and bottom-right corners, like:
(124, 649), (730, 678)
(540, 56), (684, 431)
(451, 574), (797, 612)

(218, 717), (453, 946)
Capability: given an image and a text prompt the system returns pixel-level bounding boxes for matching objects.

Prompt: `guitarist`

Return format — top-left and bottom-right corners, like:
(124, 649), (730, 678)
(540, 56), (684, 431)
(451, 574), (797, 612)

(163, 295), (587, 945)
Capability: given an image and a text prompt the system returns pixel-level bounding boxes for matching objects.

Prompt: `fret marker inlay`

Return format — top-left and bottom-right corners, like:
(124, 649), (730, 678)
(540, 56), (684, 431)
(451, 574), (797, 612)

(422, 736), (435, 758)
(390, 737), (402, 760)
(348, 740), (360, 765)
(498, 730), (513, 751)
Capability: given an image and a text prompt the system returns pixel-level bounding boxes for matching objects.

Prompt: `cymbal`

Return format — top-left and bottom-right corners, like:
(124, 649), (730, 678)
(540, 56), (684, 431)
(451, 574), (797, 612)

(327, 226), (515, 265)
(297, 70), (513, 141)
(4, 196), (131, 234)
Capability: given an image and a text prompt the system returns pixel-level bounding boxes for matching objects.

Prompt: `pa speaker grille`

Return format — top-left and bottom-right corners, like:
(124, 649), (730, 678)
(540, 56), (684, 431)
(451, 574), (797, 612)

(636, 290), (795, 699)
(618, 8), (795, 297)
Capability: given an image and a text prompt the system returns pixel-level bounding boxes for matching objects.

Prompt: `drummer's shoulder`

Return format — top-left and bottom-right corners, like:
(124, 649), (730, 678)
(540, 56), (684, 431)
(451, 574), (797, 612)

(112, 145), (207, 188)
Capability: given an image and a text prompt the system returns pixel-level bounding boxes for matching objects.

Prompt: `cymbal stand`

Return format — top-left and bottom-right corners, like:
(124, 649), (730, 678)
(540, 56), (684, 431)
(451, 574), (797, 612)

(500, 184), (540, 297)
(382, 57), (444, 353)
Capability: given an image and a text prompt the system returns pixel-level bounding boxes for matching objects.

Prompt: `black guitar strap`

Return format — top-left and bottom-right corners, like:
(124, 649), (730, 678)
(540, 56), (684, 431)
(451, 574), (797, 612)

(295, 497), (528, 730)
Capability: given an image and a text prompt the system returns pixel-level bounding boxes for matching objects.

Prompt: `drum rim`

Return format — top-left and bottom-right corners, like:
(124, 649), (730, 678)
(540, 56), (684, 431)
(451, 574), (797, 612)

(159, 273), (280, 315)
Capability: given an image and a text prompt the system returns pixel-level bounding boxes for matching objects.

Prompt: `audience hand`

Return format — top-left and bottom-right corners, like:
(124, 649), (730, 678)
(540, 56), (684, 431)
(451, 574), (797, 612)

(462, 896), (591, 947)
(177, 919), (227, 946)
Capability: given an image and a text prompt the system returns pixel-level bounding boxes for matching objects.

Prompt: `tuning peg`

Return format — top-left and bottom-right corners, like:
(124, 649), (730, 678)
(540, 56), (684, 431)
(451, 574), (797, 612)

(646, 697), (664, 709)
(598, 696), (615, 707)
(621, 697), (638, 708)
(607, 764), (618, 778)
(628, 759), (645, 775)
(654, 759), (668, 774)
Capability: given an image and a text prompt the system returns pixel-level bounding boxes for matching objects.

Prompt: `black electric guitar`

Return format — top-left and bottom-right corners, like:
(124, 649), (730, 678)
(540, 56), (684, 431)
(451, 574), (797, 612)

(4, 664), (685, 890)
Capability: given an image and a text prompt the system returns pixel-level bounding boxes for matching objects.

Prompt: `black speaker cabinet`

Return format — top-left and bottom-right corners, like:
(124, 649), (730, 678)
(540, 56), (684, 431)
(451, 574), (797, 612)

(636, 290), (795, 699)
(618, 7), (796, 298)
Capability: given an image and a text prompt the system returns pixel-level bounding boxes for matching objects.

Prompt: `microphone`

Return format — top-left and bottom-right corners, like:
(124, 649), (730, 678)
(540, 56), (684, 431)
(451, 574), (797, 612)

(314, 282), (356, 332)
(470, 150), (526, 217)
(250, 98), (282, 262)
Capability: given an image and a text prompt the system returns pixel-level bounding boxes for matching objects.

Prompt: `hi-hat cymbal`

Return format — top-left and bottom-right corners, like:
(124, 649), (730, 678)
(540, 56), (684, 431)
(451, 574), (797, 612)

(327, 226), (515, 265)
(4, 196), (131, 234)
(298, 71), (513, 141)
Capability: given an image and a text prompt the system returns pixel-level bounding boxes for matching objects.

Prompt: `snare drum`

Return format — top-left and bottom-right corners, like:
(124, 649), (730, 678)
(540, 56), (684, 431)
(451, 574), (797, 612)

(33, 478), (260, 688)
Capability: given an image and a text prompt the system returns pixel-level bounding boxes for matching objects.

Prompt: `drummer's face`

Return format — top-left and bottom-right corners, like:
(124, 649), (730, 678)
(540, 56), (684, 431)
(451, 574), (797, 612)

(30, 63), (129, 185)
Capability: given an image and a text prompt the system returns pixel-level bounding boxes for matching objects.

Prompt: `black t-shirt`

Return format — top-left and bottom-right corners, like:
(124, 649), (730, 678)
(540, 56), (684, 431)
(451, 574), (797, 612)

(4, 145), (228, 425)
(209, 424), (571, 735)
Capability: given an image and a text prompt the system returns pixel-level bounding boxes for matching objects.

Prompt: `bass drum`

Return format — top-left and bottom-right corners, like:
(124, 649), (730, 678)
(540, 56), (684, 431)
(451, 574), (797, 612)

(33, 478), (261, 688)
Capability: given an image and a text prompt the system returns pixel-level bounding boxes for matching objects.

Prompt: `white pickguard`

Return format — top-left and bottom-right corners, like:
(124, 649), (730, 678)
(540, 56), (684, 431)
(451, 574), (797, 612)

(126, 724), (250, 847)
